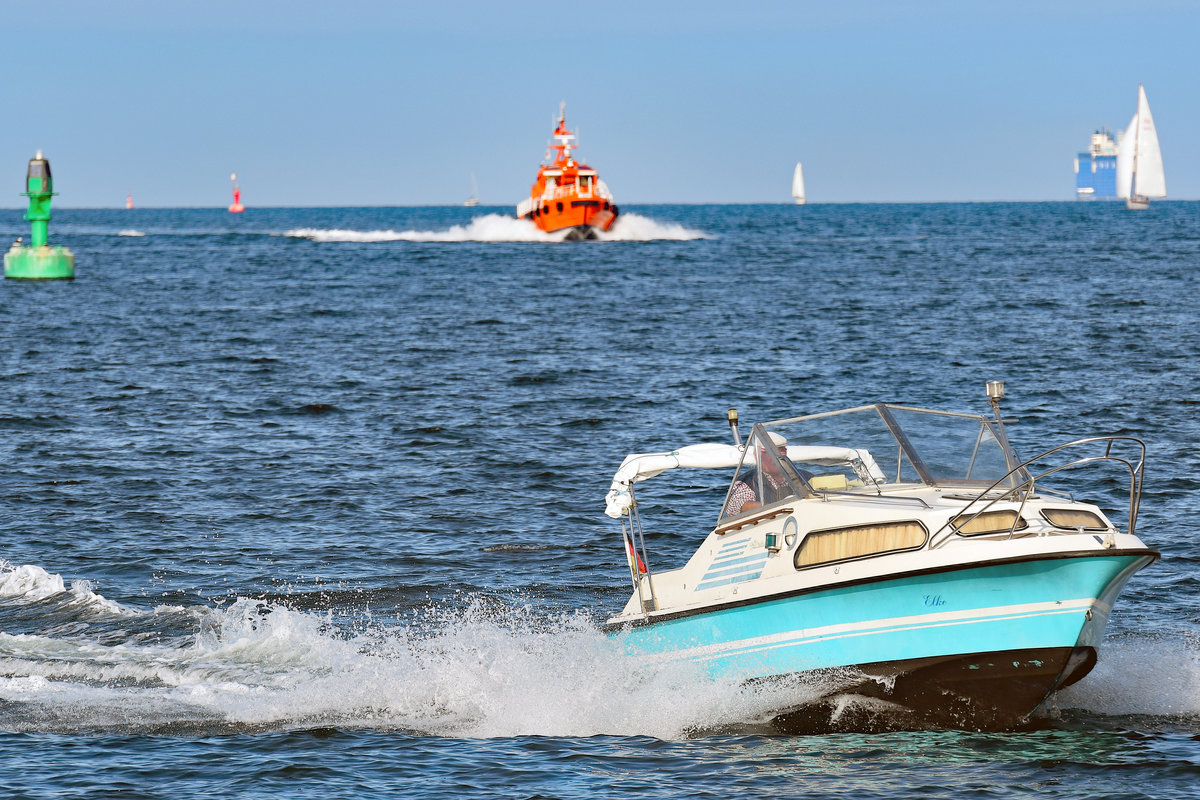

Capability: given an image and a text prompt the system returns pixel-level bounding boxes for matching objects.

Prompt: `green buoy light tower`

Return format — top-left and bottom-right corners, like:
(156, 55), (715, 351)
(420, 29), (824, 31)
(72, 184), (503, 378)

(4, 150), (75, 280)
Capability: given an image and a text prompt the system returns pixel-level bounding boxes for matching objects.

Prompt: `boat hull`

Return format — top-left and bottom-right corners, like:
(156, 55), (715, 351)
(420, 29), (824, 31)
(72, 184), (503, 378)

(608, 550), (1155, 730)
(759, 644), (1095, 733)
(523, 201), (617, 238)
(561, 225), (600, 242)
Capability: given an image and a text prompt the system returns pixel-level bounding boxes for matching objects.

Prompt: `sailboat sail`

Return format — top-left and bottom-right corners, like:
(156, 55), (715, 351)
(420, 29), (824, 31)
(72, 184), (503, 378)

(1133, 85), (1166, 198)
(465, 172), (480, 207)
(1118, 84), (1166, 207)
(1116, 113), (1137, 200)
(792, 162), (806, 205)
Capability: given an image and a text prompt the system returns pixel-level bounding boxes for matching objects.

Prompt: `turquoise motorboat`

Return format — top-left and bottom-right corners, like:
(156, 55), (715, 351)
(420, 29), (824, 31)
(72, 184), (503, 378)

(602, 383), (1157, 731)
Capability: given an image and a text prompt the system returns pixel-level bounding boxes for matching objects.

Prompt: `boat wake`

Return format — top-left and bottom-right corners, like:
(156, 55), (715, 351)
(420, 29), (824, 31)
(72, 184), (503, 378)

(284, 213), (709, 243)
(2, 560), (1196, 738)
(596, 213), (710, 242)
(1049, 631), (1200, 718)
(0, 560), (784, 738)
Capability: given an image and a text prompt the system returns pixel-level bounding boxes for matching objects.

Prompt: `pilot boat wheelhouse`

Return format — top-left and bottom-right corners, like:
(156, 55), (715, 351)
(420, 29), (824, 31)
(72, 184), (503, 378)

(602, 384), (1156, 730)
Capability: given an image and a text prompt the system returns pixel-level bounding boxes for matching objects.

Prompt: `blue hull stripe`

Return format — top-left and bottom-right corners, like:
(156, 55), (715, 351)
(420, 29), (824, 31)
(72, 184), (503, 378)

(709, 552), (764, 570)
(706, 552), (767, 572)
(695, 571), (765, 592)
(696, 543), (768, 590)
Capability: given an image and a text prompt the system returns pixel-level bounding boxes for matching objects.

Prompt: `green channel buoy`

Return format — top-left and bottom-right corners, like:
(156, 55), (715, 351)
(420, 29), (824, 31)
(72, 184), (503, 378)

(5, 150), (75, 280)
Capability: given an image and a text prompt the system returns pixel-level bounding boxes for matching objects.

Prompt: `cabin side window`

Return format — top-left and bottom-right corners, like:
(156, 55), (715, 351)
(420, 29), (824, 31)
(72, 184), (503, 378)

(794, 521), (928, 568)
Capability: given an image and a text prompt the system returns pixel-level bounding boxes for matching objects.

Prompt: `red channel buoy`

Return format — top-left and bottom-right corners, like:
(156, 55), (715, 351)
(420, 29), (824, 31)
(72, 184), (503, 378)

(228, 172), (245, 213)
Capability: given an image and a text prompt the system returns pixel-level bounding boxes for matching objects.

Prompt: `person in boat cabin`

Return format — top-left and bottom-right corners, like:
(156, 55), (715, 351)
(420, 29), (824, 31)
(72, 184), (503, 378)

(724, 433), (810, 516)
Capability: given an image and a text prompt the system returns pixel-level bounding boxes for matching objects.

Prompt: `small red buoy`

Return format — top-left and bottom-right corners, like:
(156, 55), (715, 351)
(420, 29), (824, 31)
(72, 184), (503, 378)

(228, 172), (245, 213)
(125, 193), (133, 209)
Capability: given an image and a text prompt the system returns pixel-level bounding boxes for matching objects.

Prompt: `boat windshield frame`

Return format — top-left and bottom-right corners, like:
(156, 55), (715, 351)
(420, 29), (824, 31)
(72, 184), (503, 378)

(717, 403), (1024, 524)
(717, 424), (813, 524)
(771, 403), (1019, 483)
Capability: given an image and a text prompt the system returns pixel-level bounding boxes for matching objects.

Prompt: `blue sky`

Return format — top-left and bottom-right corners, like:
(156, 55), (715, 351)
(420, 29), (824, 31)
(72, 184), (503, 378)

(2, 1), (1196, 207)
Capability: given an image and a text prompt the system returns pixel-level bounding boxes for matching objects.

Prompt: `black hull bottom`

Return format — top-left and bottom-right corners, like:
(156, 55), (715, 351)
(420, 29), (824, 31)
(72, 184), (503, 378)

(561, 225), (599, 241)
(749, 646), (1097, 734)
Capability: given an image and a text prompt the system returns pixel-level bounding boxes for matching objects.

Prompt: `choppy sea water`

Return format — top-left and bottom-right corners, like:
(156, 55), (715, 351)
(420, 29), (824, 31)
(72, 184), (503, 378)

(1, 203), (1198, 798)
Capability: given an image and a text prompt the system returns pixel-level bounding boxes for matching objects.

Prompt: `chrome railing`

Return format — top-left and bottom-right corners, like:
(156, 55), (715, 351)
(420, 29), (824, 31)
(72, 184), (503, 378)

(928, 436), (1145, 548)
(538, 182), (612, 202)
(619, 485), (658, 614)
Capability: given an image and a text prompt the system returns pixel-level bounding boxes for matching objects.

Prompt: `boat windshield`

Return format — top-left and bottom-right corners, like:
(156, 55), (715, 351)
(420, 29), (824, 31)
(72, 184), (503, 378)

(883, 406), (1015, 487)
(719, 426), (810, 522)
(718, 405), (1018, 522)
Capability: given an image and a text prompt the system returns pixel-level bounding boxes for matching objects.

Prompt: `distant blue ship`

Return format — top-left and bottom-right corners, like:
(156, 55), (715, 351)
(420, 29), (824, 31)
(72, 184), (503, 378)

(1074, 129), (1118, 199)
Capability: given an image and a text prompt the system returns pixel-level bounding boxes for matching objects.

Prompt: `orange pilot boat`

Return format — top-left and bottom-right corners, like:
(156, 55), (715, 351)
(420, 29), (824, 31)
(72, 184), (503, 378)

(516, 104), (618, 240)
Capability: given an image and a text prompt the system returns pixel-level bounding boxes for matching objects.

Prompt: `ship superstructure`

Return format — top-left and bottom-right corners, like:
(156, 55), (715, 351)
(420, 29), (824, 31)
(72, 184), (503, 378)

(1074, 129), (1119, 199)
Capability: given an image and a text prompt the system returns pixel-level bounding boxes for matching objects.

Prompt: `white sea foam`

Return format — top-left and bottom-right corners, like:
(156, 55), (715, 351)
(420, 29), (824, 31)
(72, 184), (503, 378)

(5, 560), (1192, 735)
(117, 229), (145, 237)
(286, 215), (556, 243)
(285, 212), (708, 244)
(0, 594), (829, 737)
(1051, 632), (1200, 717)
(0, 561), (130, 616)
(0, 562), (66, 601)
(596, 212), (710, 241)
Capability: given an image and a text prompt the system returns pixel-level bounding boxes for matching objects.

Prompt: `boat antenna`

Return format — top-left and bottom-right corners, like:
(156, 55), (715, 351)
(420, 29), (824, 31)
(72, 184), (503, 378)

(727, 408), (742, 447)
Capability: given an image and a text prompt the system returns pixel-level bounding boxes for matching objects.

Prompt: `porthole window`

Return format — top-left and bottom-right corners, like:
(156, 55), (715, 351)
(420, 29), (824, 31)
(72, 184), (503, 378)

(952, 509), (1027, 536)
(1042, 508), (1107, 530)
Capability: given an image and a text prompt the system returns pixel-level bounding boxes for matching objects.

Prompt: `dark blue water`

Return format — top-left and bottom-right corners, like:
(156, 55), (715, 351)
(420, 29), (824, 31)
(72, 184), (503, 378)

(1, 203), (1198, 798)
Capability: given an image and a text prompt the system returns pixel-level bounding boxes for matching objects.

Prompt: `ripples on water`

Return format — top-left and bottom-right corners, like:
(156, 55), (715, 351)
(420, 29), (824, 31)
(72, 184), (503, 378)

(0, 203), (1198, 798)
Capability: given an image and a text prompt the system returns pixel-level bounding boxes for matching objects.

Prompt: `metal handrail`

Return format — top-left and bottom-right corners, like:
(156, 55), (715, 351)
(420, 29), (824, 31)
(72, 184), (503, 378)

(538, 182), (612, 202)
(814, 489), (933, 508)
(928, 435), (1145, 548)
(620, 485), (658, 614)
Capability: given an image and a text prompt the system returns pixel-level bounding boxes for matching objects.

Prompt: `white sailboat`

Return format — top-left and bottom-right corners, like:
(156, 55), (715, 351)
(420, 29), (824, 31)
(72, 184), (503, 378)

(1116, 84), (1166, 210)
(464, 172), (480, 207)
(791, 162), (806, 205)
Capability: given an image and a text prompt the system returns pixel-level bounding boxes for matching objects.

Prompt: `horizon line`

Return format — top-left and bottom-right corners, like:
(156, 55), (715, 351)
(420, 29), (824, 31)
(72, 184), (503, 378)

(5, 199), (1197, 211)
